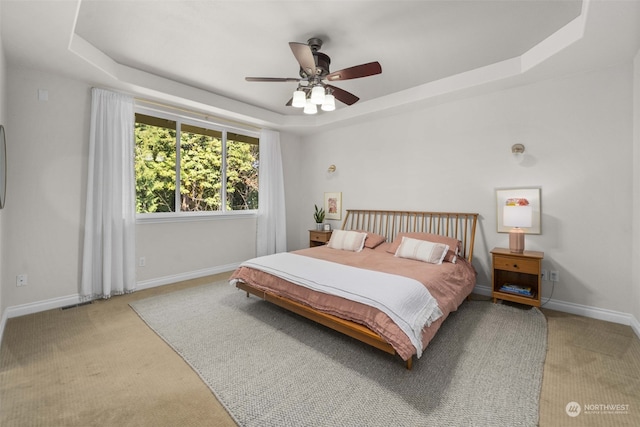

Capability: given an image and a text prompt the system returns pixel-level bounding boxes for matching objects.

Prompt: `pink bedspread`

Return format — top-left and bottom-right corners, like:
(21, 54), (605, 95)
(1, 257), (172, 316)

(230, 242), (477, 361)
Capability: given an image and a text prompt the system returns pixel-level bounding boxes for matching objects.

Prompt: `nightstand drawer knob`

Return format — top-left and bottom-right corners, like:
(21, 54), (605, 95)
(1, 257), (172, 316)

(513, 264), (518, 268)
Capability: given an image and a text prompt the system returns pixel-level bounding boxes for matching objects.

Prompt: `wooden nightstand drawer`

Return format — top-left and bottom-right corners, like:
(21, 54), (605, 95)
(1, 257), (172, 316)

(493, 255), (540, 275)
(309, 230), (332, 247)
(310, 231), (331, 243)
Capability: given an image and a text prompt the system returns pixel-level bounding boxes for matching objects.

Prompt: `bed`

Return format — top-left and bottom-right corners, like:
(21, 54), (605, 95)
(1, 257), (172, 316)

(230, 209), (479, 369)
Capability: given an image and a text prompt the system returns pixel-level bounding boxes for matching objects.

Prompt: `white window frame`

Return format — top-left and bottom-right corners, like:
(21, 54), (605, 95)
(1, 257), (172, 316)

(134, 105), (260, 223)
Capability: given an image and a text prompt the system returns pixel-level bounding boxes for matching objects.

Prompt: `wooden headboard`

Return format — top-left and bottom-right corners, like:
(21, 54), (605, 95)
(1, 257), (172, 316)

(341, 209), (479, 262)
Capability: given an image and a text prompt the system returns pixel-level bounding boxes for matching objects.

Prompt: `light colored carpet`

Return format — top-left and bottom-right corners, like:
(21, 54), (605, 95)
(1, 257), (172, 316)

(130, 281), (547, 427)
(539, 309), (640, 426)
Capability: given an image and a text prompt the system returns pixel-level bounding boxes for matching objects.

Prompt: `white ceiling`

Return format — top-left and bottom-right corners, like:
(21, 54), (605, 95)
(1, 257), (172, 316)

(1, 1), (640, 131)
(73, 0), (582, 112)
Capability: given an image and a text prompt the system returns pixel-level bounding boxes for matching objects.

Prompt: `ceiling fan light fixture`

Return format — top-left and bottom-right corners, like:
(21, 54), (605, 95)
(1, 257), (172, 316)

(310, 85), (325, 105)
(245, 38), (382, 113)
(292, 89), (306, 108)
(321, 94), (335, 111)
(303, 99), (318, 115)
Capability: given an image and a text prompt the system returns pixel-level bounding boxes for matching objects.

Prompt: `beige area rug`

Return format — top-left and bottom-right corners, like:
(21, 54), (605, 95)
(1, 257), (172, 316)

(130, 281), (548, 427)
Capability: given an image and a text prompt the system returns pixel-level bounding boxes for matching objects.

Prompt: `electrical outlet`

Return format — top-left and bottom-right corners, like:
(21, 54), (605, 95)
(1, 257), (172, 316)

(139, 257), (146, 267)
(16, 274), (28, 287)
(550, 271), (559, 282)
(541, 270), (548, 281)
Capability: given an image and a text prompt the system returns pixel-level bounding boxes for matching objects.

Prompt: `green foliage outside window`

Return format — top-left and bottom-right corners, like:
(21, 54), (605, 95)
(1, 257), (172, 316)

(135, 121), (177, 213)
(134, 113), (259, 214)
(226, 140), (259, 210)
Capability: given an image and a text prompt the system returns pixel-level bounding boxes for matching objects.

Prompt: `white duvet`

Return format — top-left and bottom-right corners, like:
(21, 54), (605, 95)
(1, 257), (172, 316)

(231, 252), (443, 358)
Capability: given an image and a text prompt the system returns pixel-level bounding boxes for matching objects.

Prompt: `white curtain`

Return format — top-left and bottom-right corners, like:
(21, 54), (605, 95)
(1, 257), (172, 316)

(256, 129), (287, 256)
(81, 88), (136, 300)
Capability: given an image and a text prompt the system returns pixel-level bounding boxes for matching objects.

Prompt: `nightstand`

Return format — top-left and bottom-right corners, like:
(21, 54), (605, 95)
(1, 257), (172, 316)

(309, 230), (332, 247)
(491, 247), (544, 307)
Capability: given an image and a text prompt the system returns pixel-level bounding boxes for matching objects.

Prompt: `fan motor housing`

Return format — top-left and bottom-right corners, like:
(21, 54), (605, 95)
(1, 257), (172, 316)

(299, 52), (330, 78)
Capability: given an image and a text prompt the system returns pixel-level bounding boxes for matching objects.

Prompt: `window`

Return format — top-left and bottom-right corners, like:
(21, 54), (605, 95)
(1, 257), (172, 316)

(134, 111), (259, 216)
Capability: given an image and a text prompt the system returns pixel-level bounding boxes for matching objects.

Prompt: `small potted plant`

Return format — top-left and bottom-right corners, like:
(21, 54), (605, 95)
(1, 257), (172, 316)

(313, 204), (325, 230)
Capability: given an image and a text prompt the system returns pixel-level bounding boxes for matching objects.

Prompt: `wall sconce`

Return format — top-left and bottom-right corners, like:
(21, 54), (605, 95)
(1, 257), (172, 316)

(511, 143), (525, 154)
(327, 164), (336, 173)
(512, 143), (525, 163)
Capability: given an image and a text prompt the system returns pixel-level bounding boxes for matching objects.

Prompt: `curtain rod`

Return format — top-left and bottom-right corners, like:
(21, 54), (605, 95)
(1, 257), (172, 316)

(134, 97), (262, 132)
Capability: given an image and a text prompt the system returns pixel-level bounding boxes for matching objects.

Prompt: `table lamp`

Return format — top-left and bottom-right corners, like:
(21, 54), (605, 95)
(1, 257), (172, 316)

(503, 199), (532, 254)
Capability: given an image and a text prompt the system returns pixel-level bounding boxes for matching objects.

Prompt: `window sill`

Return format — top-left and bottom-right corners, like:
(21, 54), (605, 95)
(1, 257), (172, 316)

(136, 211), (258, 224)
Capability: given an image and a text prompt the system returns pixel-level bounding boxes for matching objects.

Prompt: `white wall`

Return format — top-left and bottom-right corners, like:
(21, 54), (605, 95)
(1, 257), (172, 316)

(290, 63), (635, 315)
(4, 66), (90, 308)
(136, 216), (256, 284)
(1, 65), (268, 312)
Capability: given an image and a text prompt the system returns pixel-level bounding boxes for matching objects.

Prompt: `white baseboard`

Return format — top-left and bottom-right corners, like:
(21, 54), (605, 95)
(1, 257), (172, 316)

(0, 310), (8, 348)
(0, 311), (5, 349)
(4, 294), (84, 319)
(135, 262), (240, 291)
(473, 284), (493, 298)
(0, 263), (240, 346)
(0, 294), (83, 347)
(630, 314), (640, 339)
(473, 284), (640, 340)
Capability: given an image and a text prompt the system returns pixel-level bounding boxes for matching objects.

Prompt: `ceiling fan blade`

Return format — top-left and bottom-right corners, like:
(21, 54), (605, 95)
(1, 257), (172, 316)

(326, 61), (382, 81)
(289, 42), (316, 76)
(326, 85), (359, 106)
(245, 77), (301, 82)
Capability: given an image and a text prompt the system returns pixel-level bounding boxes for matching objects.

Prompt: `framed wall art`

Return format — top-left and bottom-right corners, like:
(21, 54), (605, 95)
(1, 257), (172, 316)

(496, 187), (541, 234)
(324, 192), (342, 221)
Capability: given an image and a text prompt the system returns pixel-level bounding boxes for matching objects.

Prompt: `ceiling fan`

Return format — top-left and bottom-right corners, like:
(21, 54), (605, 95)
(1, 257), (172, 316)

(245, 38), (382, 113)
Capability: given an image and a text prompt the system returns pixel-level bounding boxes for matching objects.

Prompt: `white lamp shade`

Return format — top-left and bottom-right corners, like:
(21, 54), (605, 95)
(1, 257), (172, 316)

(303, 99), (318, 114)
(292, 90), (306, 108)
(321, 94), (335, 111)
(503, 205), (533, 228)
(310, 86), (325, 105)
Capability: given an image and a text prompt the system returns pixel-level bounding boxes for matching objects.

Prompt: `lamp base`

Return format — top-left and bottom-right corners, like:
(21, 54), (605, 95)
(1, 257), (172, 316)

(509, 228), (525, 254)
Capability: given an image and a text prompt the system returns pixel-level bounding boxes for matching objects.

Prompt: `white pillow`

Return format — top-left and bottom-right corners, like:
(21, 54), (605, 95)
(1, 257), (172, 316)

(327, 230), (367, 252)
(394, 236), (449, 264)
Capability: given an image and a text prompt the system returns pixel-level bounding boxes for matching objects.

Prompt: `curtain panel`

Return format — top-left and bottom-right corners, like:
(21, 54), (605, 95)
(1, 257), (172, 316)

(81, 88), (136, 300)
(256, 129), (287, 256)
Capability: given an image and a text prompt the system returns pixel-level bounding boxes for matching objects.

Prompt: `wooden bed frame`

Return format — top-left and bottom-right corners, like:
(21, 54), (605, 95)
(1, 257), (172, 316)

(236, 209), (479, 369)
